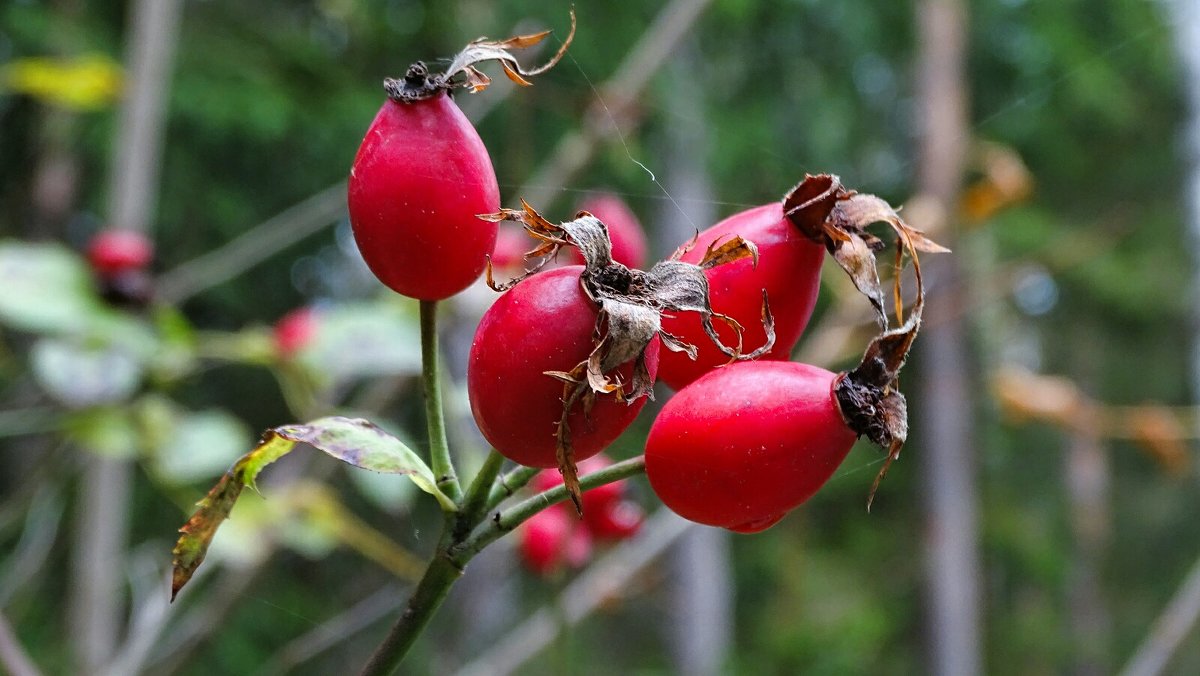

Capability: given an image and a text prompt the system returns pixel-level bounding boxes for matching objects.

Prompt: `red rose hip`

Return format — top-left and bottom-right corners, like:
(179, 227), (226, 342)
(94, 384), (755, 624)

(347, 18), (575, 300)
(658, 202), (824, 390)
(645, 361), (857, 532)
(348, 88), (499, 300)
(468, 266), (660, 468)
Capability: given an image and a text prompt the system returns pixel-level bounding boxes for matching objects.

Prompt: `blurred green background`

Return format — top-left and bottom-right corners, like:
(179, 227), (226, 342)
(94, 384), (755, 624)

(0, 0), (1195, 674)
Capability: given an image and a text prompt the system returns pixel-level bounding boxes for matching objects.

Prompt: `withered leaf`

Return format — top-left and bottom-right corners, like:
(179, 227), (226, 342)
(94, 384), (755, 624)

(443, 10), (576, 92)
(831, 235), (887, 328)
(171, 417), (453, 600)
(385, 11), (575, 102)
(171, 433), (296, 600)
(782, 173), (844, 241)
(824, 187), (934, 509)
(783, 174), (948, 331)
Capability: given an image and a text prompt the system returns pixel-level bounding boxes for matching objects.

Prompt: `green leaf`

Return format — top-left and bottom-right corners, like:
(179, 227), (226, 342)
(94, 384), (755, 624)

(31, 338), (143, 408)
(0, 242), (161, 354)
(149, 406), (253, 484)
(0, 241), (102, 334)
(171, 434), (297, 600)
(170, 416), (454, 600)
(274, 416), (455, 511)
(297, 302), (421, 385)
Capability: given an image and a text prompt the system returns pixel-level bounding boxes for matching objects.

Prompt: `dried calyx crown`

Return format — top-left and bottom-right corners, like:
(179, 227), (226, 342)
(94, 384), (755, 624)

(782, 174), (949, 510)
(384, 10), (576, 102)
(480, 200), (777, 512)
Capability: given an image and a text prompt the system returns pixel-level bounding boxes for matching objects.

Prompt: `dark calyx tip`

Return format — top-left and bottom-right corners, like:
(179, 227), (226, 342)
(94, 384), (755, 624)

(383, 61), (444, 102)
(833, 371), (908, 449)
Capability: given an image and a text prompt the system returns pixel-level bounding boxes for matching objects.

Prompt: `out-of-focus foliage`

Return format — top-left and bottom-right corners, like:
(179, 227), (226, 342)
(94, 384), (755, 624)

(0, 0), (1192, 674)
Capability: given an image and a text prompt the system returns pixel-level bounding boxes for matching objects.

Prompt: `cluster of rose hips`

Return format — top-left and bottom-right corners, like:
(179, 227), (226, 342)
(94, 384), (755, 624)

(346, 18), (941, 536)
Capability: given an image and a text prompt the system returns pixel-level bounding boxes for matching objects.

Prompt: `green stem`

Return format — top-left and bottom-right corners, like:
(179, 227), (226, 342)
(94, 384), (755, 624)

(484, 465), (542, 513)
(452, 456), (646, 565)
(455, 450), (505, 538)
(420, 300), (461, 504)
(358, 527), (462, 676)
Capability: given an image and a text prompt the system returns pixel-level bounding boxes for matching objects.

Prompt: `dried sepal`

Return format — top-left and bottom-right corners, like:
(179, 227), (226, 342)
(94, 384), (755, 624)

(784, 174), (948, 329)
(385, 10), (576, 102)
(479, 201), (575, 291)
(554, 389), (585, 514)
(699, 234), (759, 270)
(829, 210), (932, 510)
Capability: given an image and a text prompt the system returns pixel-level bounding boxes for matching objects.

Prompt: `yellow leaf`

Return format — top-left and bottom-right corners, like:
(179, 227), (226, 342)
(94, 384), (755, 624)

(1, 54), (124, 111)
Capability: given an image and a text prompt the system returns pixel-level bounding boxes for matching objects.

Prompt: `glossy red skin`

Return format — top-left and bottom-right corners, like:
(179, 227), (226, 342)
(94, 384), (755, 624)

(645, 361), (857, 533)
(572, 193), (649, 269)
(468, 266), (660, 468)
(657, 203), (825, 391)
(274, 307), (317, 358)
(348, 92), (499, 300)
(87, 229), (153, 277)
(519, 504), (592, 575)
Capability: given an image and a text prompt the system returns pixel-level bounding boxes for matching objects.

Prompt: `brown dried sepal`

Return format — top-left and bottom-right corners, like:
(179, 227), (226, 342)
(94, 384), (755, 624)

(482, 202), (776, 512)
(817, 179), (942, 511)
(384, 10), (576, 102)
(784, 173), (949, 328)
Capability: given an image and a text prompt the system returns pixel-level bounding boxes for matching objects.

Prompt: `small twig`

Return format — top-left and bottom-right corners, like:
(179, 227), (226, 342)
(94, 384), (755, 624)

(73, 0), (185, 670)
(485, 465), (541, 513)
(359, 458), (646, 675)
(359, 528), (463, 676)
(457, 450), (506, 538)
(99, 550), (174, 676)
(0, 610), (42, 676)
(0, 407), (61, 439)
(1119, 553), (1200, 676)
(148, 562), (261, 675)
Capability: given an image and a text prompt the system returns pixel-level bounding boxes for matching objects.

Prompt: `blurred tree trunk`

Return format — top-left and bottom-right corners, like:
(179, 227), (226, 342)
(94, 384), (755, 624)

(1064, 367), (1111, 675)
(658, 42), (733, 676)
(913, 1), (981, 675)
(70, 0), (183, 673)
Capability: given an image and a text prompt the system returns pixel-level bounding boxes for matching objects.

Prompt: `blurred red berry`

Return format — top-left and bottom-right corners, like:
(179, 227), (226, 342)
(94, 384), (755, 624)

(532, 455), (642, 541)
(87, 229), (154, 278)
(518, 504), (592, 576)
(274, 307), (317, 358)
(532, 456), (621, 510)
(489, 227), (532, 272)
(584, 498), (643, 540)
